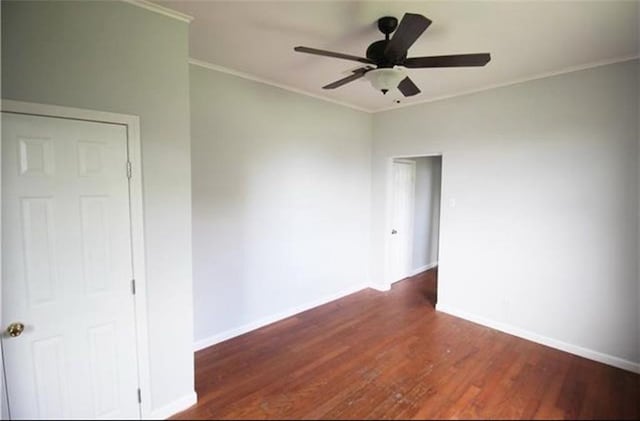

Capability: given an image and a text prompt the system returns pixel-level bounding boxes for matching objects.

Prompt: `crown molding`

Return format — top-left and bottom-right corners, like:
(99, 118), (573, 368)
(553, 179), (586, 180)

(376, 54), (640, 113)
(122, 0), (193, 23)
(188, 58), (371, 113)
(190, 54), (638, 114)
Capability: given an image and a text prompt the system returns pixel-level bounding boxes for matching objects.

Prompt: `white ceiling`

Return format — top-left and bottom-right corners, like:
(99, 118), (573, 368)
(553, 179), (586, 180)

(157, 0), (639, 112)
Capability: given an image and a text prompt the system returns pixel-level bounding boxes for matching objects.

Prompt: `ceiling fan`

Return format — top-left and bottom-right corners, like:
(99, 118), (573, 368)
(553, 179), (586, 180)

(294, 13), (491, 97)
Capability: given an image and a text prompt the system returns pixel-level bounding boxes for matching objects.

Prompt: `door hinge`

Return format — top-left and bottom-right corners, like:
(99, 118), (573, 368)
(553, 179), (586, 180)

(137, 388), (142, 403)
(126, 161), (132, 179)
(131, 279), (136, 295)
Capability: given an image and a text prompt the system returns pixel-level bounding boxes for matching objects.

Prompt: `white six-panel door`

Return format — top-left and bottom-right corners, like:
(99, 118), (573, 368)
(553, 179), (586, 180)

(1, 112), (140, 419)
(389, 159), (416, 283)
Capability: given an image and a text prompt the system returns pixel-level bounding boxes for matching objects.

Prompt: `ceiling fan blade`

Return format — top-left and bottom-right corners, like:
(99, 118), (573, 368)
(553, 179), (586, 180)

(294, 46), (374, 64)
(404, 53), (491, 68)
(397, 76), (421, 97)
(322, 67), (372, 89)
(385, 13), (432, 63)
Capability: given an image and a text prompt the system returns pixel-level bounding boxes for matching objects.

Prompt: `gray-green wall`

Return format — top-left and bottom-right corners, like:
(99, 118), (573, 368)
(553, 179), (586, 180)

(372, 60), (639, 368)
(190, 64), (372, 347)
(2, 0), (194, 414)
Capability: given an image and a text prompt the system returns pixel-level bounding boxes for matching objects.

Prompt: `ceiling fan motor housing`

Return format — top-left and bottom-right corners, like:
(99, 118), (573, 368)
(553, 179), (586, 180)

(366, 40), (406, 67)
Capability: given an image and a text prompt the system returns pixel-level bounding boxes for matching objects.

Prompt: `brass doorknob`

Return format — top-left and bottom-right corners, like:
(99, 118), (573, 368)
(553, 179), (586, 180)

(6, 322), (25, 337)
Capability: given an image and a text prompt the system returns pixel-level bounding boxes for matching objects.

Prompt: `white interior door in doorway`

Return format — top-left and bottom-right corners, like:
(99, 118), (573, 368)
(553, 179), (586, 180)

(388, 159), (416, 283)
(1, 110), (143, 419)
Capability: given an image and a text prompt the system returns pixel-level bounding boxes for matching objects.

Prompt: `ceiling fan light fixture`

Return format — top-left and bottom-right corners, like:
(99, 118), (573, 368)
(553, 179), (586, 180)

(364, 67), (406, 94)
(294, 12), (490, 97)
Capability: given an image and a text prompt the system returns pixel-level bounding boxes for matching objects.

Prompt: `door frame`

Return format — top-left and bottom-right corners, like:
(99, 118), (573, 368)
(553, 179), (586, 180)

(384, 153), (444, 291)
(0, 100), (152, 419)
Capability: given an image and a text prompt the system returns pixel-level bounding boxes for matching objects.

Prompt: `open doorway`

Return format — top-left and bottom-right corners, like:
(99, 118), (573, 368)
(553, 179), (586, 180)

(387, 155), (442, 306)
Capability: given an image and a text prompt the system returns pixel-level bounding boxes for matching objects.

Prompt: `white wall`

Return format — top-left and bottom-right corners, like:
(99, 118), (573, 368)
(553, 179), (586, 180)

(409, 157), (441, 272)
(190, 64), (372, 347)
(372, 59), (639, 370)
(2, 1), (195, 415)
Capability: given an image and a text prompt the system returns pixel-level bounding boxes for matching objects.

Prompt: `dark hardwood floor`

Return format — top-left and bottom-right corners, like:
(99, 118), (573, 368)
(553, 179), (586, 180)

(173, 269), (639, 420)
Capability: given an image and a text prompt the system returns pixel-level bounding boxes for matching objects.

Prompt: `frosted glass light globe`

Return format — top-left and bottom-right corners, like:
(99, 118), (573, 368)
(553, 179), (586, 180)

(364, 68), (407, 93)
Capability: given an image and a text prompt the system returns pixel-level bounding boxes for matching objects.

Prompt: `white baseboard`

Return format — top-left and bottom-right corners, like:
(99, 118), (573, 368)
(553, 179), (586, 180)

(436, 303), (640, 374)
(148, 391), (198, 419)
(194, 283), (370, 351)
(409, 262), (438, 277)
(368, 283), (391, 292)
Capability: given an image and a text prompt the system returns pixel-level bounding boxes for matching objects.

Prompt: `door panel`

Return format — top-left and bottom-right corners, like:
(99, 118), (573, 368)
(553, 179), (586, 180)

(389, 160), (416, 283)
(21, 197), (57, 305)
(2, 112), (140, 419)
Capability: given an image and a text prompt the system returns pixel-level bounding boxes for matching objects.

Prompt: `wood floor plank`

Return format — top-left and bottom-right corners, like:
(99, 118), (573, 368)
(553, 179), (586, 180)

(172, 269), (640, 420)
